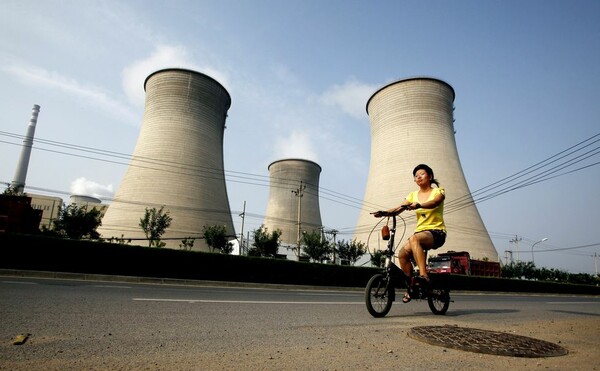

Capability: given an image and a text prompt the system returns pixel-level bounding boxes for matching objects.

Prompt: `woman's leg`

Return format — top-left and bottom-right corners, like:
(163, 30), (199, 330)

(404, 231), (434, 278)
(398, 244), (413, 277)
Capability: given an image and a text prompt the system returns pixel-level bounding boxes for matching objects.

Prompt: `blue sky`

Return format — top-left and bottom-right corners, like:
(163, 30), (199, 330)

(1, 0), (599, 274)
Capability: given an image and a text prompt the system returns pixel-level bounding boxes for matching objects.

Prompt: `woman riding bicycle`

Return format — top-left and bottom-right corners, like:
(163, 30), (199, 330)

(373, 164), (446, 303)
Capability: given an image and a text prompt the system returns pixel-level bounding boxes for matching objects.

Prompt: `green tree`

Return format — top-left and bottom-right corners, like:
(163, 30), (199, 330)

(501, 261), (579, 282)
(501, 261), (536, 279)
(301, 230), (331, 263)
(51, 203), (102, 240)
(568, 273), (596, 285)
(105, 234), (131, 245)
(139, 206), (172, 248)
(336, 238), (366, 265)
(248, 225), (281, 257)
(1, 185), (24, 196)
(370, 249), (385, 268)
(179, 237), (195, 251)
(202, 225), (234, 254)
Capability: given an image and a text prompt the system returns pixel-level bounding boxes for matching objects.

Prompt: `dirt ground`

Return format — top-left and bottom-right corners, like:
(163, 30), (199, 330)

(2, 316), (598, 370)
(182, 317), (599, 371)
(1, 271), (598, 370)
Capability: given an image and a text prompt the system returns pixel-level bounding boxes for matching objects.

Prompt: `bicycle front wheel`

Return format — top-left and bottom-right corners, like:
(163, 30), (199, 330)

(365, 273), (393, 318)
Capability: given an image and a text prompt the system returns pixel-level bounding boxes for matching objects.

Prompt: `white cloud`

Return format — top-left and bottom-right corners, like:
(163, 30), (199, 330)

(319, 79), (376, 120)
(70, 177), (114, 199)
(121, 45), (232, 107)
(273, 130), (318, 163)
(1, 60), (139, 126)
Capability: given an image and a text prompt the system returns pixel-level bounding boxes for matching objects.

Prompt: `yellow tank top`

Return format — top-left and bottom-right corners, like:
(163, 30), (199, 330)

(406, 187), (446, 233)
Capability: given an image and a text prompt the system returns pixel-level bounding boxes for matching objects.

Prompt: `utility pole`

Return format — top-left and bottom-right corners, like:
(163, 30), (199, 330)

(292, 181), (305, 261)
(504, 250), (513, 265)
(531, 237), (548, 265)
(320, 226), (325, 263)
(239, 201), (246, 255)
(594, 252), (598, 277)
(509, 235), (522, 262)
(330, 229), (338, 264)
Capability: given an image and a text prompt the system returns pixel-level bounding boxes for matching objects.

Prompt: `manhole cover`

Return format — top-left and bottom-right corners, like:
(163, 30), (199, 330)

(408, 325), (568, 358)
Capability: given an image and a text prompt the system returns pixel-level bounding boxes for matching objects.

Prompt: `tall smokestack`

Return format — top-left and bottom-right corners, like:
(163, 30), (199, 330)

(11, 104), (40, 193)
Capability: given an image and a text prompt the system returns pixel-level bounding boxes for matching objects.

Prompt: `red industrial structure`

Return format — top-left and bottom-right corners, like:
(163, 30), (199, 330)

(0, 195), (42, 234)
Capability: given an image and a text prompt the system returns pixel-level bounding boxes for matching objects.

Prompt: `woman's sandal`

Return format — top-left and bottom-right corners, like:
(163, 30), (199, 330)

(402, 293), (411, 303)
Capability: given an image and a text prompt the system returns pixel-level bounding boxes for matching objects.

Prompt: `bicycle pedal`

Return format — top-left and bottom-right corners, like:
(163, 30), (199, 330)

(408, 286), (423, 298)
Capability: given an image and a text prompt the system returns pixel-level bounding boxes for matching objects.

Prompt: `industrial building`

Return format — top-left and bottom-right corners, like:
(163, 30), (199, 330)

(7, 74), (498, 263)
(5, 104), (107, 232)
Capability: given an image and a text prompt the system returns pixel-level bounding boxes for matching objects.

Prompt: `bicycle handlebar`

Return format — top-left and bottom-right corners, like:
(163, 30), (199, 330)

(371, 204), (410, 217)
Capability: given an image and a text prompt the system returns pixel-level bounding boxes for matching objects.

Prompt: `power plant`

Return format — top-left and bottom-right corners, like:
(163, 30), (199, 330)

(98, 68), (234, 250)
(8, 74), (496, 263)
(11, 104), (40, 193)
(354, 77), (499, 261)
(263, 158), (323, 259)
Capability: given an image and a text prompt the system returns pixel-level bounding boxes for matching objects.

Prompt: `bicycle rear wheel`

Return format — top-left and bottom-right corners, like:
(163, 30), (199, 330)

(365, 273), (393, 318)
(427, 288), (450, 315)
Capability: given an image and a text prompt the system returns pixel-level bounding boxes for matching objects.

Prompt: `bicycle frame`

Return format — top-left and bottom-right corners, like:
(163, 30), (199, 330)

(381, 215), (410, 296)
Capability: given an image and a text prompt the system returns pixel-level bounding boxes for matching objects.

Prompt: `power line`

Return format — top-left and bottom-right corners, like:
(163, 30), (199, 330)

(2, 130), (599, 239)
(532, 242), (600, 253)
(444, 133), (600, 213)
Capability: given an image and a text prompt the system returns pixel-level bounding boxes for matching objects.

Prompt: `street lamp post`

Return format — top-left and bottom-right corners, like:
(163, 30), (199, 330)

(531, 238), (548, 264)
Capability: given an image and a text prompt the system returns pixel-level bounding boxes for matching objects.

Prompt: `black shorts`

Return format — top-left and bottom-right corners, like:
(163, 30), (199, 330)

(417, 229), (446, 250)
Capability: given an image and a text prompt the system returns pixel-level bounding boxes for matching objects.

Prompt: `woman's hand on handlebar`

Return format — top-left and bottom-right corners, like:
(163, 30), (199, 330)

(371, 210), (390, 218)
(371, 204), (410, 218)
(406, 202), (421, 210)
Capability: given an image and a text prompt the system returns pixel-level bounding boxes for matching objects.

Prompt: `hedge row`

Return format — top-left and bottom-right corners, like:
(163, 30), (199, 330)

(1, 233), (598, 295)
(0, 233), (378, 288)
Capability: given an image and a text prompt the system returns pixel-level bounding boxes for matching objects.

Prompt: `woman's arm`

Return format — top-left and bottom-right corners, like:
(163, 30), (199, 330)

(415, 189), (445, 209)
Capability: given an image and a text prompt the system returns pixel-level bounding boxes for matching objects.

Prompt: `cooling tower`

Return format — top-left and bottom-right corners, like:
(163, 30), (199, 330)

(354, 77), (499, 262)
(98, 68), (234, 251)
(70, 195), (101, 204)
(263, 159), (323, 259)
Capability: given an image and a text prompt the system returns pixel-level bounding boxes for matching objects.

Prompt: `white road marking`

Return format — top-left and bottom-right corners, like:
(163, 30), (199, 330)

(133, 298), (363, 305)
(546, 302), (599, 305)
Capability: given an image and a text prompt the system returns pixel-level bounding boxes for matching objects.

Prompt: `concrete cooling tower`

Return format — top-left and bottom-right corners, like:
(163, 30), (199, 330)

(98, 68), (234, 251)
(263, 159), (323, 259)
(354, 77), (499, 262)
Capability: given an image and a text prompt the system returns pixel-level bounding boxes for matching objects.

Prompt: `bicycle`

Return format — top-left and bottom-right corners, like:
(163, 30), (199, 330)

(365, 208), (451, 317)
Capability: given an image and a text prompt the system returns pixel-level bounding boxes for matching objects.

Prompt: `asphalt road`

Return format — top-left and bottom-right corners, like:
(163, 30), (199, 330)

(1, 274), (599, 370)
